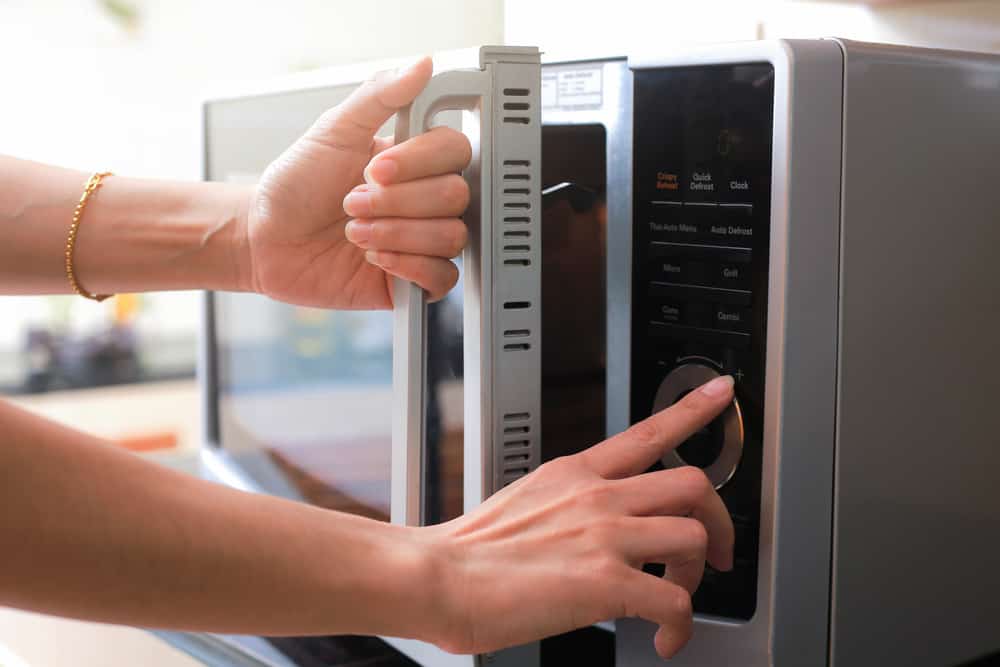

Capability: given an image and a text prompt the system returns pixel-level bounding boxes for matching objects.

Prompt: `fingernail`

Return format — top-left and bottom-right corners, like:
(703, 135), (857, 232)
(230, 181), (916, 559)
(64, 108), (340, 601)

(343, 190), (373, 217)
(345, 220), (372, 246)
(700, 375), (734, 398)
(365, 249), (395, 269)
(365, 158), (398, 185)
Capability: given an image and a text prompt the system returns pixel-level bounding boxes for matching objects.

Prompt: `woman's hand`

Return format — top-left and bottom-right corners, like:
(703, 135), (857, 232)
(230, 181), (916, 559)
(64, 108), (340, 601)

(245, 58), (472, 309)
(423, 375), (737, 659)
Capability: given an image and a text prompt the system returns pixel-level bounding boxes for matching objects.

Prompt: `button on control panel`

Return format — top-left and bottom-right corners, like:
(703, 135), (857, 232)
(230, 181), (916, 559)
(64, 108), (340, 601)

(652, 363), (744, 488)
(631, 63), (774, 621)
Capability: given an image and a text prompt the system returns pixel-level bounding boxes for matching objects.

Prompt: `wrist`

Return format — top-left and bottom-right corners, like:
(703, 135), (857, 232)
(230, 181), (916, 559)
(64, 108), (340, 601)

(310, 515), (457, 646)
(71, 177), (255, 294)
(381, 523), (459, 647)
(409, 524), (470, 652)
(229, 184), (256, 293)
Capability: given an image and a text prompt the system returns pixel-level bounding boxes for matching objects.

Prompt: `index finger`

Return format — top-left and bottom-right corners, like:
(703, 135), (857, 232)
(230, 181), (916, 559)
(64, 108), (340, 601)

(580, 375), (735, 479)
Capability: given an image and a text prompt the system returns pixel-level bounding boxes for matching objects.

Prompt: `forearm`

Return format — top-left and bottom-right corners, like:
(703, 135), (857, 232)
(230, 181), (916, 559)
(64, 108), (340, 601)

(0, 399), (445, 640)
(0, 156), (252, 295)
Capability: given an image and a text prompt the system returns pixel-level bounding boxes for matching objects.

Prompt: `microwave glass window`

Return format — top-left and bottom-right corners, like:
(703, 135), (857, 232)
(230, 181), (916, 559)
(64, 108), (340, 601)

(214, 294), (395, 520)
(205, 85), (466, 528)
(540, 124), (608, 462)
(213, 291), (465, 525)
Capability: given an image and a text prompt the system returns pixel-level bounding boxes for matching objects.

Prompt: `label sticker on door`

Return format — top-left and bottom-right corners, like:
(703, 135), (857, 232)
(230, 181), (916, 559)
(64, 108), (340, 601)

(542, 65), (603, 110)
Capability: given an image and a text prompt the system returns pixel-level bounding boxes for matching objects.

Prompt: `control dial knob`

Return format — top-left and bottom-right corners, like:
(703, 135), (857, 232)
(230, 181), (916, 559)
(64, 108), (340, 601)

(653, 363), (744, 489)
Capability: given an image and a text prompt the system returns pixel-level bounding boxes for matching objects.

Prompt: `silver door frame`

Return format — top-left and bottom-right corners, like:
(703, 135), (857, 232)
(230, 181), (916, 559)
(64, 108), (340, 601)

(615, 39), (844, 667)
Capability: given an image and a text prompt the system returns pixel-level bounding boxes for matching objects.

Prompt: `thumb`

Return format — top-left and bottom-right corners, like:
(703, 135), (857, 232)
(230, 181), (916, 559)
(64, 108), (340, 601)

(313, 57), (434, 153)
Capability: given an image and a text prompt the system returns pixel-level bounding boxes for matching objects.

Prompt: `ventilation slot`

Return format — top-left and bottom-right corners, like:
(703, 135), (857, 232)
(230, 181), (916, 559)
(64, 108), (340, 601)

(504, 439), (530, 449)
(504, 173), (529, 181)
(505, 467), (530, 476)
(503, 202), (530, 209)
(503, 88), (530, 96)
(504, 452), (530, 464)
(503, 330), (530, 338)
(503, 159), (531, 167)
(504, 301), (531, 309)
(504, 245), (530, 252)
(504, 102), (530, 111)
(504, 343), (531, 351)
(504, 187), (530, 195)
(504, 230), (530, 238)
(504, 216), (530, 224)
(504, 412), (530, 422)
(504, 116), (530, 124)
(504, 259), (531, 266)
(504, 425), (530, 435)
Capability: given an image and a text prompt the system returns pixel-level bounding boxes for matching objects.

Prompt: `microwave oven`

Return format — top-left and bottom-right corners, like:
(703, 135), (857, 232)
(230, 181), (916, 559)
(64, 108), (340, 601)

(195, 48), (626, 666)
(191, 39), (1000, 667)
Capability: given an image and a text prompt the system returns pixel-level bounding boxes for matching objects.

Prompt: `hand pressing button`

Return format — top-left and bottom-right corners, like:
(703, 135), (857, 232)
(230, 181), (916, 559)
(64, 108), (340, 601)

(652, 363), (744, 488)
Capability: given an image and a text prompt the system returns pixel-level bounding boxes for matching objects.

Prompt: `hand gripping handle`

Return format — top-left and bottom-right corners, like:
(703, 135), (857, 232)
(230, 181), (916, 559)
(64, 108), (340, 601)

(391, 46), (542, 528)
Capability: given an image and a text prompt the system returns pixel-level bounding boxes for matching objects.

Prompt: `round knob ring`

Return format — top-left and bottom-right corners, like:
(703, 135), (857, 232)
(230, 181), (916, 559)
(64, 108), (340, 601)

(652, 363), (744, 489)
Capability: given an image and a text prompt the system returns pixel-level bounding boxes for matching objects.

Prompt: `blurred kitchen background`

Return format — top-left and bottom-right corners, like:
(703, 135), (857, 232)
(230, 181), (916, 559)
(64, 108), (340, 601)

(0, 1), (998, 665)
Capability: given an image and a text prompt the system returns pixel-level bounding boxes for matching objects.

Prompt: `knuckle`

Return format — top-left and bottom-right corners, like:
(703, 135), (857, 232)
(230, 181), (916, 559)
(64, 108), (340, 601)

(671, 587), (693, 618)
(532, 458), (561, 480)
(367, 220), (387, 246)
(364, 187), (383, 215)
(314, 107), (342, 133)
(538, 455), (576, 479)
(438, 127), (473, 166)
(442, 175), (470, 211)
(590, 555), (623, 582)
(675, 466), (712, 496)
(680, 519), (709, 553)
(586, 519), (613, 545)
(448, 221), (468, 256)
(626, 419), (663, 448)
(580, 481), (615, 510)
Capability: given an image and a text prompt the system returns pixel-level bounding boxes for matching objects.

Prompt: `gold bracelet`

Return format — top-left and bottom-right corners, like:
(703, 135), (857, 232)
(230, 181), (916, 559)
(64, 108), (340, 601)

(65, 171), (114, 302)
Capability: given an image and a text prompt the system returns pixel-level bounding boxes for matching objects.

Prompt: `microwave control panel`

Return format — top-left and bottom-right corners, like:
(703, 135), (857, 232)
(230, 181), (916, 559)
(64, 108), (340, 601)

(631, 63), (775, 620)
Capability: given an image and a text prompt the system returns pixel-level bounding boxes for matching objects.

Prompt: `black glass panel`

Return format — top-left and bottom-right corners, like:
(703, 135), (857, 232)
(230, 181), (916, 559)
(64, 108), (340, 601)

(632, 63), (775, 621)
(540, 124), (608, 463)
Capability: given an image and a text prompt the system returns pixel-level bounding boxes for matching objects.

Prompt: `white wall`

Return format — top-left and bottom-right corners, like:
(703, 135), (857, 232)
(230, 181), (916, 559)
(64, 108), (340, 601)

(0, 0), (504, 180)
(505, 0), (1000, 57)
(0, 0), (505, 394)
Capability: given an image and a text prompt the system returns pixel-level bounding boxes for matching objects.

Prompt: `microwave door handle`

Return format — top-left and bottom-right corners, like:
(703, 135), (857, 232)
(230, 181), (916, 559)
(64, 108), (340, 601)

(391, 47), (541, 532)
(391, 68), (489, 528)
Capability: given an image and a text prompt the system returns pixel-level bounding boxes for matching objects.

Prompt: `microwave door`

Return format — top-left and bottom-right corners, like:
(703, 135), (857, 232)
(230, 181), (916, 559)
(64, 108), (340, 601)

(389, 46), (543, 667)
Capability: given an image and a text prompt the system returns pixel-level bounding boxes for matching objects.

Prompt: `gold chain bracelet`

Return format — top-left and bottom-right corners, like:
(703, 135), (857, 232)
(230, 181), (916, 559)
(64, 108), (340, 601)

(65, 171), (114, 302)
